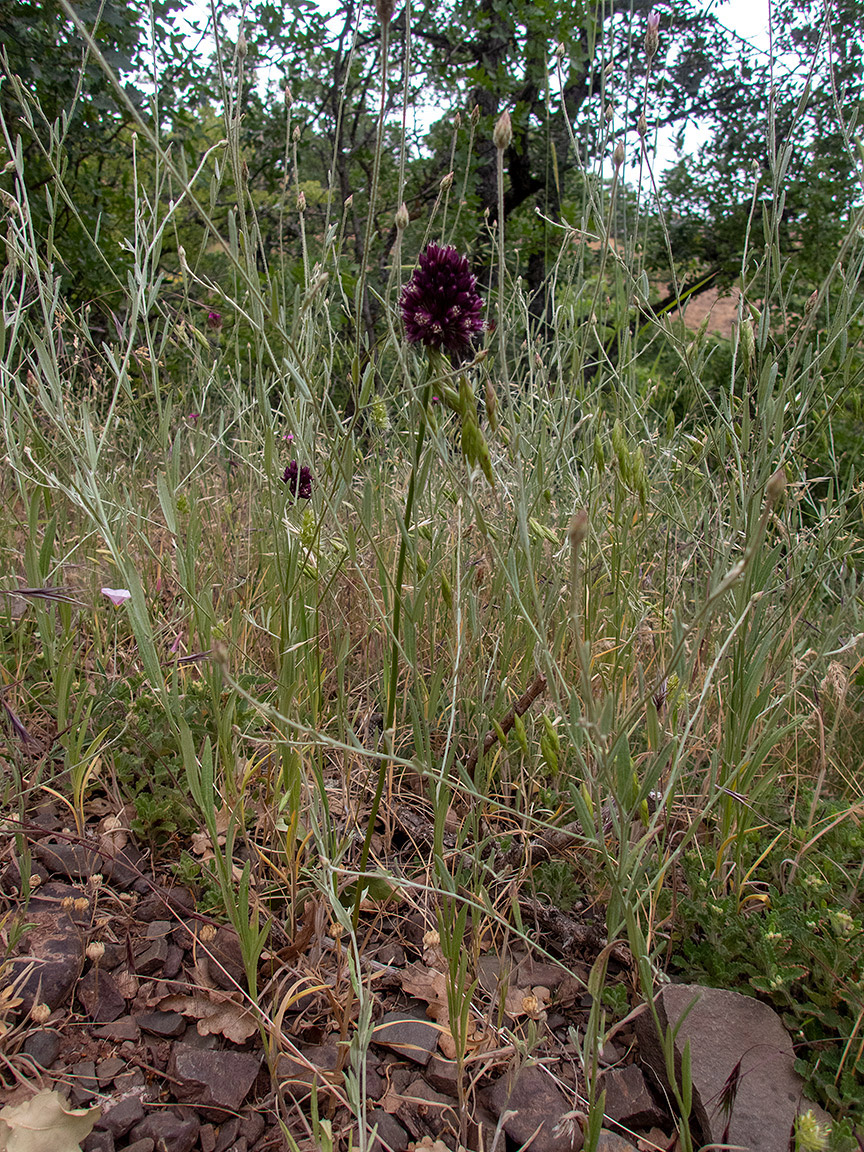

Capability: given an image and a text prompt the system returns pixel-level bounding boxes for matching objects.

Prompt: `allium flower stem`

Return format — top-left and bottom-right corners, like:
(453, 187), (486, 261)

(496, 121), (509, 387)
(353, 364), (436, 930)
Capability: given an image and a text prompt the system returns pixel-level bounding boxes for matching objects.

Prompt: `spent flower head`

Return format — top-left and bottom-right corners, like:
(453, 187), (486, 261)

(282, 460), (313, 500)
(400, 243), (484, 361)
(645, 9), (661, 57)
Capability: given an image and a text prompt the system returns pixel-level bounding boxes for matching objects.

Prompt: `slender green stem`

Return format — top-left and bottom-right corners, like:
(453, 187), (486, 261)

(352, 371), (434, 929)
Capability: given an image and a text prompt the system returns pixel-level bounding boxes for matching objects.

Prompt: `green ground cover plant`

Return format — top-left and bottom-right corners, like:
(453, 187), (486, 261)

(0, 0), (863, 1147)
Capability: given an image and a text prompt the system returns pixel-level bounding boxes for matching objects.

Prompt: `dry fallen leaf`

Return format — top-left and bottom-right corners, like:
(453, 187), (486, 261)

(0, 1090), (99, 1152)
(159, 991), (258, 1043)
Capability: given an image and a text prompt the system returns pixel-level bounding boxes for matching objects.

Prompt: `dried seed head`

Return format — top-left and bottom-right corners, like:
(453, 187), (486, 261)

(765, 467), (787, 505)
(297, 189), (306, 212)
(292, 124), (301, 142)
(637, 112), (648, 137)
(605, 103), (614, 123)
(554, 42), (566, 60)
(440, 171), (454, 191)
(454, 111), (462, 129)
(199, 923), (217, 944)
(645, 10), (661, 58)
(470, 104), (481, 127)
(376, 0), (395, 26)
(568, 510), (589, 549)
(395, 202), (409, 231)
(30, 1002), (51, 1024)
(236, 30), (247, 59)
(613, 141), (625, 170)
(86, 941), (106, 963)
(493, 110), (512, 151)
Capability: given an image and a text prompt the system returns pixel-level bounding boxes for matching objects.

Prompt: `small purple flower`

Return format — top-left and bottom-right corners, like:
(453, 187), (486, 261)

(400, 243), (484, 361)
(102, 587), (131, 607)
(187, 412), (200, 422)
(282, 460), (313, 500)
(207, 310), (222, 330)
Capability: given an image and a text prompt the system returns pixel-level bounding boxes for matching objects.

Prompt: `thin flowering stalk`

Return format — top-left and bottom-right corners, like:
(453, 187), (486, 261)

(353, 244), (484, 930)
(494, 111), (511, 387)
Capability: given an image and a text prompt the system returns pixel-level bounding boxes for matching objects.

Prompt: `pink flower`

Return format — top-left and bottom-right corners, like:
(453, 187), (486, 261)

(207, 311), (222, 330)
(101, 587), (131, 607)
(187, 412), (200, 422)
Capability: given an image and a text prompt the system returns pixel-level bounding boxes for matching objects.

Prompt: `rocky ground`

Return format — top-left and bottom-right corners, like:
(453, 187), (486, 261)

(0, 804), (834, 1152)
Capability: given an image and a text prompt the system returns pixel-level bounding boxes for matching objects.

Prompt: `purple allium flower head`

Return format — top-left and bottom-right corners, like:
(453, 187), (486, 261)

(400, 243), (484, 361)
(282, 460), (313, 500)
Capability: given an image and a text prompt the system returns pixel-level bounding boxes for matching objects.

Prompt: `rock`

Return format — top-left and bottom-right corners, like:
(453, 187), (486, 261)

(97, 1094), (146, 1138)
(8, 909), (83, 1012)
(125, 1142), (156, 1152)
(213, 1118), (241, 1152)
(77, 968), (127, 1022)
(636, 1128), (671, 1151)
(136, 886), (195, 922)
(636, 983), (834, 1152)
(70, 1059), (99, 1106)
(277, 1041), (382, 1102)
(398, 1079), (455, 1137)
(373, 1012), (439, 1066)
(32, 840), (143, 889)
(129, 1111), (200, 1152)
(208, 926), (247, 991)
(426, 1054), (460, 1095)
(238, 1112), (266, 1145)
(21, 1028), (60, 1068)
(485, 1065), (583, 1152)
(163, 945), (184, 979)
(28, 881), (92, 923)
(199, 1122), (217, 1152)
(94, 1016), (140, 1042)
(596, 1131), (638, 1150)
(82, 1132), (115, 1152)
(136, 1010), (186, 1038)
(96, 1057), (126, 1086)
(114, 1069), (147, 1092)
(601, 1064), (666, 1128)
(368, 1108), (409, 1152)
(169, 1044), (261, 1118)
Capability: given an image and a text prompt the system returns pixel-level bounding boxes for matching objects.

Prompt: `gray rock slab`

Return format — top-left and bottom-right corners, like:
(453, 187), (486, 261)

(484, 1064), (583, 1152)
(601, 1063), (667, 1128)
(169, 1043), (261, 1118)
(635, 983), (833, 1152)
(372, 1011), (439, 1066)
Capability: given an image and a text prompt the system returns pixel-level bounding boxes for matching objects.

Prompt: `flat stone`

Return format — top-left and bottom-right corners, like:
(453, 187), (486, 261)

(32, 840), (142, 889)
(125, 1142), (156, 1152)
(485, 1065), (583, 1152)
(129, 1111), (200, 1152)
(70, 1059), (99, 1106)
(277, 1041), (382, 1102)
(97, 1094), (146, 1138)
(96, 1057), (127, 1085)
(8, 909), (83, 1012)
(134, 939), (169, 975)
(169, 1044), (261, 1118)
(22, 1028), (61, 1068)
(213, 1117), (241, 1152)
(398, 1078), (456, 1136)
(238, 1113), (266, 1144)
(136, 1010), (186, 1038)
(636, 983), (834, 1152)
(77, 968), (127, 1021)
(208, 926), (247, 991)
(372, 1011), (439, 1066)
(601, 1064), (666, 1128)
(136, 886), (195, 922)
(426, 1053), (460, 1094)
(368, 1108), (408, 1152)
(94, 1016), (140, 1042)
(199, 1122), (217, 1152)
(82, 1132), (115, 1152)
(163, 945), (184, 979)
(596, 1131), (638, 1151)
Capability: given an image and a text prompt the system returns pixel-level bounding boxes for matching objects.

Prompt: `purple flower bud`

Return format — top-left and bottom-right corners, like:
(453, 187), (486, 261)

(207, 310), (223, 330)
(282, 460), (313, 500)
(400, 243), (484, 362)
(645, 10), (661, 57)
